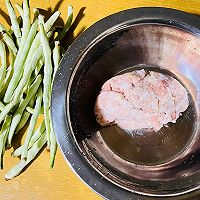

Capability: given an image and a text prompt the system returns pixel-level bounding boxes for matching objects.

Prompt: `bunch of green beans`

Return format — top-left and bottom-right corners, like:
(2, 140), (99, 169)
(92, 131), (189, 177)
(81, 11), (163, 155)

(0, 0), (73, 179)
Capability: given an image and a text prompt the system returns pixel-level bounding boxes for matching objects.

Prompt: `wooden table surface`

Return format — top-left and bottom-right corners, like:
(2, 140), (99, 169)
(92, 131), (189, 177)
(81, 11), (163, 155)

(0, 0), (200, 200)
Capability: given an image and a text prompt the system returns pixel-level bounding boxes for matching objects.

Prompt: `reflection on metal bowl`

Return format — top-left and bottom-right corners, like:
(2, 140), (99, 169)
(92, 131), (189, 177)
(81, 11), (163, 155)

(52, 7), (200, 200)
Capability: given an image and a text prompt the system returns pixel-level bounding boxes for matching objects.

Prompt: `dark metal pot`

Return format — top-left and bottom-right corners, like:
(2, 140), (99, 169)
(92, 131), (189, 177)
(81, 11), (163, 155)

(51, 7), (200, 199)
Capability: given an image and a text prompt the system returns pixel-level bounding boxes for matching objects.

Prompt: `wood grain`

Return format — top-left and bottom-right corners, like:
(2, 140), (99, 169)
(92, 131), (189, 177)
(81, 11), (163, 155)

(0, 0), (200, 199)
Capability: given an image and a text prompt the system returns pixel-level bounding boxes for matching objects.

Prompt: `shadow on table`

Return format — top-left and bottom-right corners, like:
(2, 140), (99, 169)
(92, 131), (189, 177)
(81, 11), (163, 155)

(0, 8), (10, 26)
(39, 0), (86, 50)
(11, 123), (52, 171)
(11, 125), (28, 153)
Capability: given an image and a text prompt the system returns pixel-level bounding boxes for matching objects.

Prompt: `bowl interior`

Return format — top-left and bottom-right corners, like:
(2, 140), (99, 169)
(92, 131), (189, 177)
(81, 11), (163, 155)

(67, 23), (200, 196)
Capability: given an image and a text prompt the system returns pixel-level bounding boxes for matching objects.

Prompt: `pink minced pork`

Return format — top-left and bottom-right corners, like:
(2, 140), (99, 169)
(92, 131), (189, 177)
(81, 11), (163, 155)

(94, 70), (189, 131)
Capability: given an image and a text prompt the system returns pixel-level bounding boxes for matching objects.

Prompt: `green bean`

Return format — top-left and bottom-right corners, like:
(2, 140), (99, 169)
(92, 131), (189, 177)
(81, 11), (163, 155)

(15, 111), (30, 133)
(9, 17), (21, 37)
(9, 43), (16, 65)
(34, 57), (44, 77)
(33, 8), (39, 22)
(49, 41), (60, 167)
(0, 67), (12, 100)
(7, 74), (42, 147)
(3, 46), (15, 93)
(5, 0), (21, 46)
(0, 49), (14, 98)
(0, 24), (13, 36)
(21, 86), (42, 160)
(7, 29), (13, 36)
(12, 120), (45, 157)
(44, 11), (60, 32)
(15, 96), (35, 133)
(49, 119), (57, 168)
(0, 102), (5, 111)
(55, 6), (73, 41)
(0, 24), (17, 55)
(15, 4), (23, 18)
(0, 67), (5, 92)
(0, 41), (7, 91)
(5, 131), (46, 180)
(0, 46), (15, 99)
(28, 95), (35, 109)
(26, 106), (34, 114)
(39, 16), (58, 166)
(40, 106), (44, 114)
(0, 41), (6, 67)
(29, 121), (46, 146)
(53, 41), (60, 79)
(34, 29), (55, 78)
(21, 0), (30, 42)
(38, 15), (52, 148)
(0, 115), (11, 169)
(4, 18), (38, 103)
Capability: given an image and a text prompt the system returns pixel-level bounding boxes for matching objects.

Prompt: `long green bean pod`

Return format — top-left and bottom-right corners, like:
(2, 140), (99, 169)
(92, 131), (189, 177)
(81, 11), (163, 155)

(26, 106), (34, 114)
(0, 115), (11, 169)
(38, 15), (52, 148)
(0, 102), (4, 111)
(34, 57), (44, 77)
(0, 41), (6, 67)
(15, 96), (35, 133)
(55, 6), (73, 41)
(53, 41), (60, 79)
(0, 24), (17, 55)
(21, 0), (30, 43)
(15, 4), (23, 18)
(0, 45), (15, 100)
(5, 0), (21, 46)
(49, 119), (57, 168)
(0, 41), (7, 91)
(33, 29), (55, 78)
(15, 111), (30, 132)
(21, 86), (42, 160)
(49, 41), (60, 167)
(0, 46), (15, 99)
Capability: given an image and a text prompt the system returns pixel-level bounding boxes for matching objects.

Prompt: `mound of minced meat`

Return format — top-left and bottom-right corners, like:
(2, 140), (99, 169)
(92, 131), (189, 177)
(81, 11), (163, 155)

(94, 70), (189, 131)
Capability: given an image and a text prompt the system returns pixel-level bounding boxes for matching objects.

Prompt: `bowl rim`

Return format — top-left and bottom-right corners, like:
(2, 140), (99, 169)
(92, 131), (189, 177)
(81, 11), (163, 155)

(51, 7), (200, 200)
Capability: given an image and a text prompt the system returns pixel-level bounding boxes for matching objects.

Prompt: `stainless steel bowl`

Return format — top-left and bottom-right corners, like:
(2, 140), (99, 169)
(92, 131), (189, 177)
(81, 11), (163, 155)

(51, 7), (200, 199)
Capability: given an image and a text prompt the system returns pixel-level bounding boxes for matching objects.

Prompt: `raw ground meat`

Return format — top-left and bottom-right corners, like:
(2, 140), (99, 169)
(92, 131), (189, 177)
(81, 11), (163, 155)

(94, 70), (189, 131)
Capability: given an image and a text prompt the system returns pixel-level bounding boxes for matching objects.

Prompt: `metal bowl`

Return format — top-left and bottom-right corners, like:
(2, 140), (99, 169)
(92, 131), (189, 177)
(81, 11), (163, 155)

(51, 7), (200, 199)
